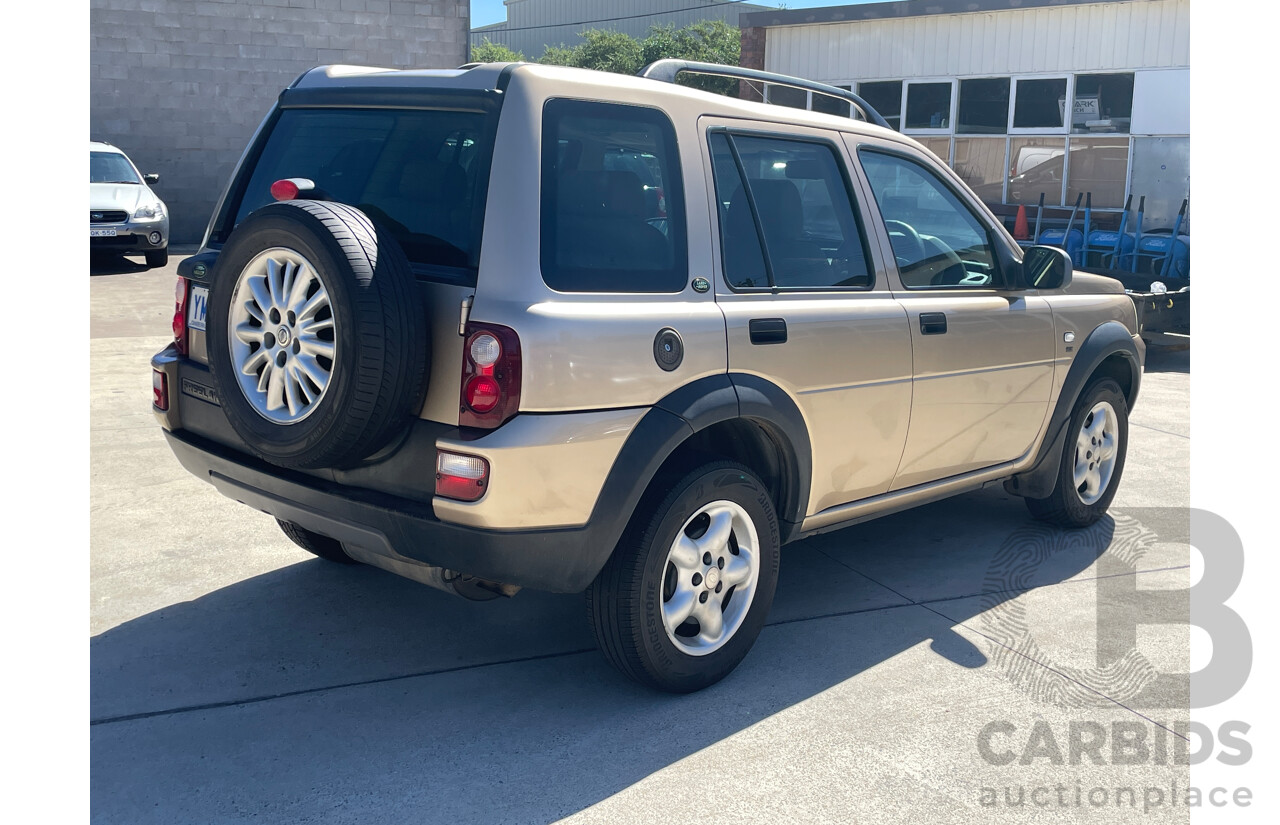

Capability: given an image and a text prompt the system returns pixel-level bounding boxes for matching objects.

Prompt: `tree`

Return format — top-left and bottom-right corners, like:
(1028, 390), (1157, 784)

(470, 39), (525, 63)
(641, 20), (741, 97)
(571, 29), (645, 75)
(536, 44), (579, 67)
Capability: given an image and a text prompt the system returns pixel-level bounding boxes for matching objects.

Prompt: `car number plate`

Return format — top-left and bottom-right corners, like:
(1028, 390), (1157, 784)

(188, 285), (209, 332)
(90, 228), (117, 237)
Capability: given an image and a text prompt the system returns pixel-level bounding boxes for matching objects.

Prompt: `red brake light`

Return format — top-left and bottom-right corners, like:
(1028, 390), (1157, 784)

(270, 179), (299, 201)
(465, 375), (501, 412)
(173, 276), (188, 356)
(459, 323), (521, 429)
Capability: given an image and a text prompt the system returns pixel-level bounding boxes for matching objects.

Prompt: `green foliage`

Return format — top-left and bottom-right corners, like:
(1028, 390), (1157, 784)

(470, 39), (525, 64)
(531, 20), (741, 96)
(641, 20), (741, 97)
(571, 28), (646, 75)
(537, 44), (578, 67)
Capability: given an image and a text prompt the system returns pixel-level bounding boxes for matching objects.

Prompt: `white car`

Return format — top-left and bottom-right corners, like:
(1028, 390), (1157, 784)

(90, 141), (169, 268)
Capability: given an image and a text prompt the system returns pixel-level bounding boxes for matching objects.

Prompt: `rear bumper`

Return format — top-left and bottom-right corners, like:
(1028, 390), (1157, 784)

(165, 427), (610, 593)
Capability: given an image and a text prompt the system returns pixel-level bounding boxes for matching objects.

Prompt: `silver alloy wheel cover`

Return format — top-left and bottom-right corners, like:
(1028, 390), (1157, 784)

(1073, 400), (1119, 505)
(660, 499), (760, 656)
(227, 248), (336, 424)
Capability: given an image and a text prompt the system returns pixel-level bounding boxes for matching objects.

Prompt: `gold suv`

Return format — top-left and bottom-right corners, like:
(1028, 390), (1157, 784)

(152, 61), (1144, 692)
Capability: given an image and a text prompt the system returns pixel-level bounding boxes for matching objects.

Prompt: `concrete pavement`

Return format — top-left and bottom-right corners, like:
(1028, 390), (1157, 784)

(91, 257), (1194, 823)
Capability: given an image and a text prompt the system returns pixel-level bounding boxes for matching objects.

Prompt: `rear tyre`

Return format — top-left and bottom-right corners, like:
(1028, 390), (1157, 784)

(586, 461), (780, 693)
(145, 247), (169, 268)
(206, 200), (427, 469)
(1025, 378), (1129, 528)
(277, 519), (357, 564)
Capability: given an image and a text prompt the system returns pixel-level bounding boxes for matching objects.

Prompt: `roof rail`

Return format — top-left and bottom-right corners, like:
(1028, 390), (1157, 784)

(637, 59), (892, 131)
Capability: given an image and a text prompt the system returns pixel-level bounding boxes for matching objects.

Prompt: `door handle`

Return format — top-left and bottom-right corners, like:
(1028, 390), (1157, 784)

(920, 312), (948, 335)
(749, 318), (787, 345)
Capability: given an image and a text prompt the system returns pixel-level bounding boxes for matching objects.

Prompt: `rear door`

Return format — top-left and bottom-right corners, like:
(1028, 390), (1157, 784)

(847, 138), (1055, 489)
(701, 119), (913, 515)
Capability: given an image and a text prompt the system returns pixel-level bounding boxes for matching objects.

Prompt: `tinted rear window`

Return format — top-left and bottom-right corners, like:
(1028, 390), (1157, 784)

(540, 99), (687, 293)
(229, 108), (493, 275)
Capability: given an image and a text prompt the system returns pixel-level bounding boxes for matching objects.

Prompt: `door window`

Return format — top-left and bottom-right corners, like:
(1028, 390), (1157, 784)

(859, 149), (1000, 289)
(709, 132), (872, 290)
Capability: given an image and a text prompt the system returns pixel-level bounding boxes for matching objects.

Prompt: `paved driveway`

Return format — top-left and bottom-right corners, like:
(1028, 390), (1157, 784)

(91, 257), (1192, 823)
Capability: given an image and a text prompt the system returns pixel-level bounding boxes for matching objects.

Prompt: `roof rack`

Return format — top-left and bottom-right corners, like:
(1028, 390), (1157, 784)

(637, 59), (892, 131)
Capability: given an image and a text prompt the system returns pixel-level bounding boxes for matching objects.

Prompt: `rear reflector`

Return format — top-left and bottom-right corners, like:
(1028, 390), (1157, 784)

(172, 276), (188, 356)
(152, 369), (169, 411)
(435, 450), (489, 502)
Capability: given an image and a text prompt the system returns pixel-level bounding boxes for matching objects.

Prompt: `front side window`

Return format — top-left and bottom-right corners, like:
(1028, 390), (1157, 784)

(859, 150), (999, 289)
(540, 99), (686, 293)
(709, 133), (871, 290)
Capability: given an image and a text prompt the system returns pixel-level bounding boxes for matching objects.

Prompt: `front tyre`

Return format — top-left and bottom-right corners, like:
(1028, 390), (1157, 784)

(1025, 378), (1129, 528)
(587, 462), (780, 692)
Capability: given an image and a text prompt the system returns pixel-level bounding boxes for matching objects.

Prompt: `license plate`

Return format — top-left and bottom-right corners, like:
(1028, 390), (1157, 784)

(188, 285), (209, 332)
(90, 228), (117, 237)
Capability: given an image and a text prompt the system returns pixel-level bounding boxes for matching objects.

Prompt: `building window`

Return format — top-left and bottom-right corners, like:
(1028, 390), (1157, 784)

(1066, 137), (1129, 208)
(766, 84), (808, 110)
(905, 82), (952, 130)
(952, 137), (1007, 203)
(1012, 78), (1068, 130)
(1072, 73), (1134, 134)
(957, 78), (1010, 134)
(858, 81), (902, 131)
(917, 138), (951, 164)
(812, 86), (852, 118)
(1007, 137), (1067, 206)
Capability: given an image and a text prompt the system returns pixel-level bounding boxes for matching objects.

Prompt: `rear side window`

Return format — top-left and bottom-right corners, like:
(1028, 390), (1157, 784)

(540, 99), (687, 293)
(228, 108), (492, 276)
(709, 132), (872, 290)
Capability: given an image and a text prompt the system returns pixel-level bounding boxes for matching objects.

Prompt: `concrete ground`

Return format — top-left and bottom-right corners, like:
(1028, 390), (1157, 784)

(91, 255), (1193, 824)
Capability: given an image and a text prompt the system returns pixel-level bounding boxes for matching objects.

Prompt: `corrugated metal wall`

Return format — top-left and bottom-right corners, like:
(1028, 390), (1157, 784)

(472, 0), (767, 60)
(764, 0), (1189, 82)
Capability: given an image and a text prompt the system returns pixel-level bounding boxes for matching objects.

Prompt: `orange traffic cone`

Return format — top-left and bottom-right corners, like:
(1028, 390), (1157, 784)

(1013, 204), (1030, 240)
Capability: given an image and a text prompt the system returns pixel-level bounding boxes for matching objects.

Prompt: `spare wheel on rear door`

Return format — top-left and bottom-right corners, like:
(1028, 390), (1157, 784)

(206, 199), (428, 469)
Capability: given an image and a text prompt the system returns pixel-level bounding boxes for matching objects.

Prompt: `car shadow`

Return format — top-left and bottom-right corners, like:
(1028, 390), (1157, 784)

(1144, 345), (1189, 374)
(90, 253), (150, 276)
(90, 487), (1131, 822)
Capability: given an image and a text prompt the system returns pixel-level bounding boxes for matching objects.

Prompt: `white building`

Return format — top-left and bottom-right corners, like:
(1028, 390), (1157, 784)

(740, 0), (1190, 228)
(472, 0), (770, 62)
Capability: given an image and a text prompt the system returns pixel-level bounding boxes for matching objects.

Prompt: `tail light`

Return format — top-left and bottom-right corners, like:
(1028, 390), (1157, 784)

(459, 322), (521, 429)
(173, 276), (189, 356)
(152, 369), (169, 411)
(435, 450), (489, 501)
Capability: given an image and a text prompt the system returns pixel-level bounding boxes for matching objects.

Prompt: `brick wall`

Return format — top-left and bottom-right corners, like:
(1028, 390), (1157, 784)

(738, 26), (765, 102)
(90, 0), (469, 244)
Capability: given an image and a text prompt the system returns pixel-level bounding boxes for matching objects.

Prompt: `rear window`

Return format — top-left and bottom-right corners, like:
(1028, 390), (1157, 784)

(540, 99), (687, 293)
(226, 107), (493, 277)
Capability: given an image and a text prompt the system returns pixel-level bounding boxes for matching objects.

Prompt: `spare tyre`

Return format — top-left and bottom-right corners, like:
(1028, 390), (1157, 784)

(206, 200), (427, 470)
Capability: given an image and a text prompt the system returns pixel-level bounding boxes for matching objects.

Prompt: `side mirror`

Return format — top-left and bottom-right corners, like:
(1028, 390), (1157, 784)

(143, 173), (160, 185)
(1022, 245), (1072, 290)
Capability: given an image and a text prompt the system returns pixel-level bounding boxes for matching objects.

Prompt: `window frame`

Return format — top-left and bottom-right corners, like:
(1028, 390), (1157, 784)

(1008, 74), (1075, 135)
(902, 79), (957, 136)
(538, 97), (689, 295)
(707, 126), (877, 294)
(854, 143), (1014, 292)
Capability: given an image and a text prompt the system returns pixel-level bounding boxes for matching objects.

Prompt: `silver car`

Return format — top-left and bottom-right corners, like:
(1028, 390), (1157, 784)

(90, 141), (169, 268)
